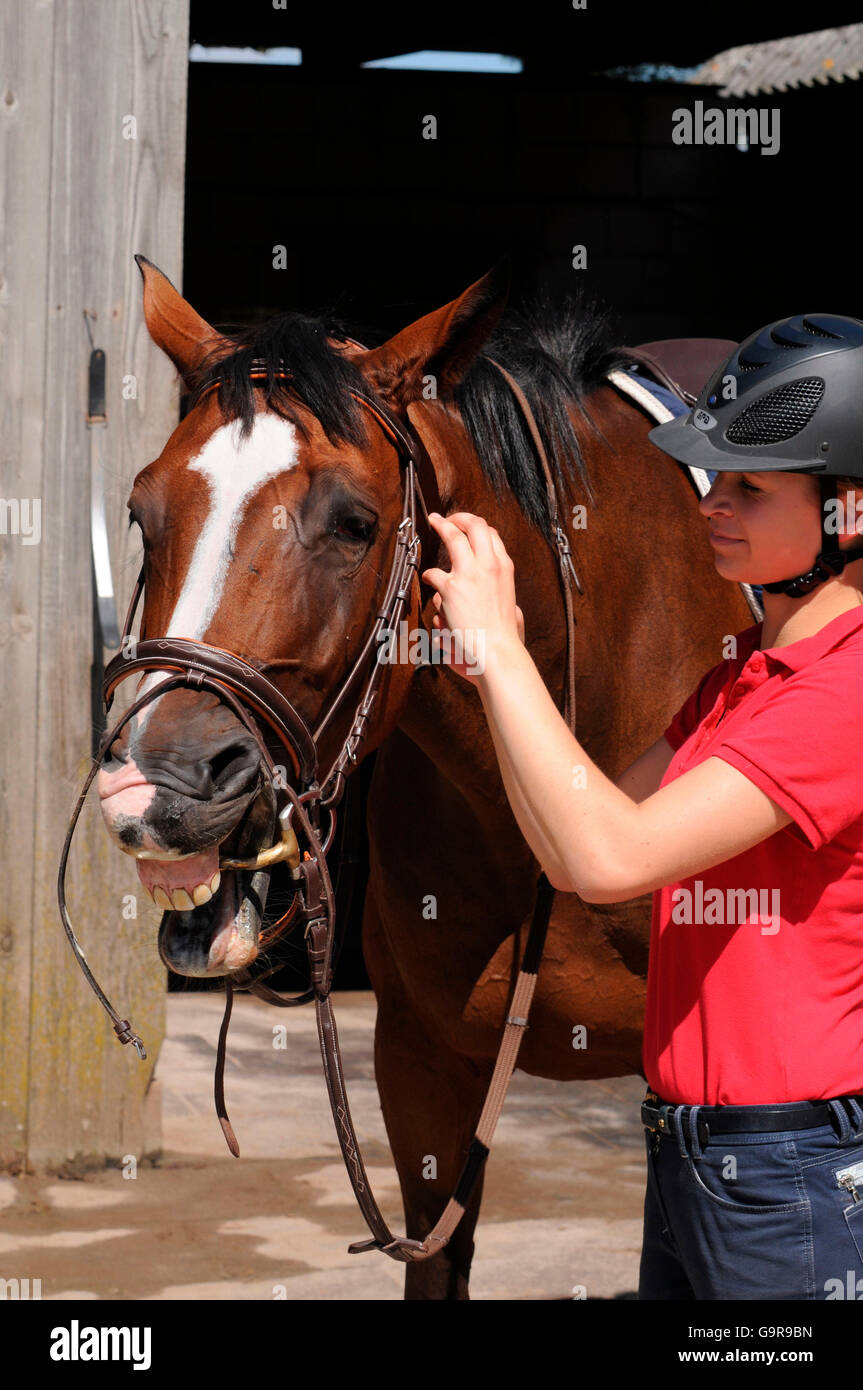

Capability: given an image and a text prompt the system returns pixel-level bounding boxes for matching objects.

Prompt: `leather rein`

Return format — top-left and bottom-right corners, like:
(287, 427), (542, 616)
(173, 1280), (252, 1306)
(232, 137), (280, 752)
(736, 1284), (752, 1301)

(58, 357), (597, 1261)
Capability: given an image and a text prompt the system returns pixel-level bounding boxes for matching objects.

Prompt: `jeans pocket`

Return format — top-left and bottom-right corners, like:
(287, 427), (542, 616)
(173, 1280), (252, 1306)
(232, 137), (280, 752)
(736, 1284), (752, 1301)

(843, 1202), (863, 1266)
(685, 1139), (810, 1213)
(798, 1135), (863, 1173)
(830, 1154), (863, 1265)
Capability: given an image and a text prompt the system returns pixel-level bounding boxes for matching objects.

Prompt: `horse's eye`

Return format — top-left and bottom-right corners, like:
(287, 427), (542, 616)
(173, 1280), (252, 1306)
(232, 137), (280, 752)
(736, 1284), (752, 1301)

(332, 515), (374, 543)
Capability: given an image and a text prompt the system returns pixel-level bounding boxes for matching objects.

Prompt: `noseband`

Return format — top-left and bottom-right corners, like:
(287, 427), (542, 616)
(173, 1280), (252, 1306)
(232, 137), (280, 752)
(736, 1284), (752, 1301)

(58, 358), (585, 1262)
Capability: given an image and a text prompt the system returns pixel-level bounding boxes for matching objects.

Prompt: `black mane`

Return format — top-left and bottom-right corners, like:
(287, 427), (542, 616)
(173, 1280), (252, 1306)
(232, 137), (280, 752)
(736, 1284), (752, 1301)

(454, 288), (636, 528)
(185, 288), (636, 533)
(185, 312), (376, 450)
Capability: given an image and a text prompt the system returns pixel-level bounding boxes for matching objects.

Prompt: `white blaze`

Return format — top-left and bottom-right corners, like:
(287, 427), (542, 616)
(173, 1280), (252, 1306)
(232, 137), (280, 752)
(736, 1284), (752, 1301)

(133, 413), (299, 729)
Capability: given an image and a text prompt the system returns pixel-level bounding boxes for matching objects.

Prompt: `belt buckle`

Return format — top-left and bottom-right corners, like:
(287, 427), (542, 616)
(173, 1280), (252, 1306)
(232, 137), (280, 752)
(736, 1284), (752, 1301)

(642, 1099), (711, 1147)
(641, 1100), (674, 1136)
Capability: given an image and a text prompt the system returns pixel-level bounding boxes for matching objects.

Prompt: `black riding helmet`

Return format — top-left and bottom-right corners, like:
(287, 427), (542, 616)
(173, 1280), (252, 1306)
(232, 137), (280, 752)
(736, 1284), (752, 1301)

(648, 314), (863, 597)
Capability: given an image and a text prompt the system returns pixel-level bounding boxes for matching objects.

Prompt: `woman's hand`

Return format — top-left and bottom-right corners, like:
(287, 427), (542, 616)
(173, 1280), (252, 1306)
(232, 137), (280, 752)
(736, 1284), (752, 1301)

(421, 511), (525, 680)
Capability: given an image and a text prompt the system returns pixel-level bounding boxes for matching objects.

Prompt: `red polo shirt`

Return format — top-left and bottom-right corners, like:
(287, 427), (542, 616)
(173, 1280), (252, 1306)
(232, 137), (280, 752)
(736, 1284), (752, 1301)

(643, 605), (863, 1105)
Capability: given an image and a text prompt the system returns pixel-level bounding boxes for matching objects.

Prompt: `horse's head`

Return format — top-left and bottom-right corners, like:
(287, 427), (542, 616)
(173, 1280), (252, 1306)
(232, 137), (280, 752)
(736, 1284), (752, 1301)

(97, 256), (508, 978)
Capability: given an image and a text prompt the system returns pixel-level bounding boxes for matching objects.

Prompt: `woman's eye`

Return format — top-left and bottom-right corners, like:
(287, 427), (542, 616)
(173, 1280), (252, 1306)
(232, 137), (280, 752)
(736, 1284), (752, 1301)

(740, 479), (761, 493)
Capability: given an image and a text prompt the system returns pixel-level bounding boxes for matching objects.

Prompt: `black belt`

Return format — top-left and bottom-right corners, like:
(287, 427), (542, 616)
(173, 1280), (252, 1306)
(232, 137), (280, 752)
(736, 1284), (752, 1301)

(642, 1088), (863, 1147)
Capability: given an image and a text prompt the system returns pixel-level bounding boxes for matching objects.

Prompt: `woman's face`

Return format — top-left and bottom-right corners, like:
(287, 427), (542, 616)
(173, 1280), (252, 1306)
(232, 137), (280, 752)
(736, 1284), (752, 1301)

(698, 471), (847, 585)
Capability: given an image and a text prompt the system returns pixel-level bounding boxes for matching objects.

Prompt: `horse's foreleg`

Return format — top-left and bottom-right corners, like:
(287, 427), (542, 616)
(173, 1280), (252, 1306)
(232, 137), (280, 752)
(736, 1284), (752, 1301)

(372, 993), (491, 1300)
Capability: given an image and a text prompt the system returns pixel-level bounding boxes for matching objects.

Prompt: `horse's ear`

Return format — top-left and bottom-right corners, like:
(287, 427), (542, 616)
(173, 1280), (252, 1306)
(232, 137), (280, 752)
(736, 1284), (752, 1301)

(356, 260), (510, 409)
(135, 254), (228, 387)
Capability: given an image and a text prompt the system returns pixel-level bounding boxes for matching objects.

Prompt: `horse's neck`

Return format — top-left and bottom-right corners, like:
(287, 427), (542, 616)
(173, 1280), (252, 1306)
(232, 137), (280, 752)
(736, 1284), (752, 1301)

(398, 397), (587, 809)
(398, 381), (750, 808)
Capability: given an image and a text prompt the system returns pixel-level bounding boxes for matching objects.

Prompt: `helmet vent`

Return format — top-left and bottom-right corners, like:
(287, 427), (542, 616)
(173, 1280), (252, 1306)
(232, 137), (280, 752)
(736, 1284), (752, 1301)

(802, 318), (842, 340)
(771, 328), (809, 349)
(725, 378), (825, 446)
(738, 357), (766, 372)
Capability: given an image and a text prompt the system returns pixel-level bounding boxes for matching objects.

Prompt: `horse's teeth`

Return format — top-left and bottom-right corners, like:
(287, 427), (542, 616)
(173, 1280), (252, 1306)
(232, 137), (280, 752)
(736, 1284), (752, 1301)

(145, 876), (219, 909)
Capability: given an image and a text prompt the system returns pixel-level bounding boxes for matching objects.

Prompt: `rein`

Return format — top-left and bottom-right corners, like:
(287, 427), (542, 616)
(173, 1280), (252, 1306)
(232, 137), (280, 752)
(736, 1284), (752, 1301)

(57, 357), (607, 1260)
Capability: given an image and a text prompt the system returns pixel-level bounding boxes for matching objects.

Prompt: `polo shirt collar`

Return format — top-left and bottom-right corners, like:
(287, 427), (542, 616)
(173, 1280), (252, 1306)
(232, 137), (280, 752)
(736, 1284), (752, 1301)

(757, 604), (863, 671)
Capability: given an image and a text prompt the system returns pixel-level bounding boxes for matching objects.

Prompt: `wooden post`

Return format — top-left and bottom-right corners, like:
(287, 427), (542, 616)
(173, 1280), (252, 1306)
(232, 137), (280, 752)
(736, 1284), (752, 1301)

(0, 0), (189, 1170)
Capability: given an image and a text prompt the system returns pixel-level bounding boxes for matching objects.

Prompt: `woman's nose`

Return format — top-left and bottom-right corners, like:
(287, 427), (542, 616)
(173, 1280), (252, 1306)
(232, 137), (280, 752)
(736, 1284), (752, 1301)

(699, 479), (730, 517)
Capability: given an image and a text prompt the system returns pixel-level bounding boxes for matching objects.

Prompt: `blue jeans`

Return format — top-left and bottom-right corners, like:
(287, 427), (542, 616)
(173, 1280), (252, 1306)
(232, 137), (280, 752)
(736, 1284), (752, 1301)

(639, 1097), (863, 1300)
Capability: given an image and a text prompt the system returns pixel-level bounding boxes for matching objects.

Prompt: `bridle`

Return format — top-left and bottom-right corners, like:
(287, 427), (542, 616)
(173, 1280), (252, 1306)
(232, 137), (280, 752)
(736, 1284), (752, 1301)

(59, 371), (442, 1022)
(58, 354), (592, 1261)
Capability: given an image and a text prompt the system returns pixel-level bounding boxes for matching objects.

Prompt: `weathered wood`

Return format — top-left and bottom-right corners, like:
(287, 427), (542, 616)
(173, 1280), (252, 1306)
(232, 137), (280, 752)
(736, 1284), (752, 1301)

(0, 0), (189, 1169)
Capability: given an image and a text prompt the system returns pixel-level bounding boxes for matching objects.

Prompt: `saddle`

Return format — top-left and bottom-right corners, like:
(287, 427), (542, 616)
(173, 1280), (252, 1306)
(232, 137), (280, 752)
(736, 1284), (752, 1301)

(625, 338), (739, 405)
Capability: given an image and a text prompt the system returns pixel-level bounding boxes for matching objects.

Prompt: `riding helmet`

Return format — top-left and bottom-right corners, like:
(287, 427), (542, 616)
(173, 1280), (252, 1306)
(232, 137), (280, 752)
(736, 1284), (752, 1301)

(648, 314), (863, 597)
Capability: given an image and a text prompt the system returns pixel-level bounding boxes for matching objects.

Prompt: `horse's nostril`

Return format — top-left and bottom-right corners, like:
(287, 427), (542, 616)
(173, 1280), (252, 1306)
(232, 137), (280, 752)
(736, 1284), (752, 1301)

(208, 743), (260, 794)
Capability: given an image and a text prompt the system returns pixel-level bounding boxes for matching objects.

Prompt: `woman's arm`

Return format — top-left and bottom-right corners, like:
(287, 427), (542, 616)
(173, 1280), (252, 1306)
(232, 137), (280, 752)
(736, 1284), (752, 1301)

(422, 511), (792, 903)
(614, 735), (676, 804)
(476, 635), (792, 901)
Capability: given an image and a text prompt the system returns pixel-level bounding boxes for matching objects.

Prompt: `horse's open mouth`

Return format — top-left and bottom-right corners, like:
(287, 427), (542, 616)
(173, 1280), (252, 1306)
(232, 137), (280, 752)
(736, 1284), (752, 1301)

(156, 860), (273, 977)
(140, 788), (280, 978)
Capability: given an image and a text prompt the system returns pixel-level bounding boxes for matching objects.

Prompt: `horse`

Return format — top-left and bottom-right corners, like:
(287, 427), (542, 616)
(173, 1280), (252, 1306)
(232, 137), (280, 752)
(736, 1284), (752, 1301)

(95, 255), (752, 1299)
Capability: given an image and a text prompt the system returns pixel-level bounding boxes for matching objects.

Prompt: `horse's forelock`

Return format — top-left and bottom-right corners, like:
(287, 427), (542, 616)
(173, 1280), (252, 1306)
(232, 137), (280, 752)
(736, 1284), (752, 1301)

(184, 311), (378, 449)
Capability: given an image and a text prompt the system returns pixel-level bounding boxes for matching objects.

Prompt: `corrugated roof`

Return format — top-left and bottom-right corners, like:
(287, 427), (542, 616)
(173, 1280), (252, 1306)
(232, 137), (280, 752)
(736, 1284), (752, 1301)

(692, 23), (863, 96)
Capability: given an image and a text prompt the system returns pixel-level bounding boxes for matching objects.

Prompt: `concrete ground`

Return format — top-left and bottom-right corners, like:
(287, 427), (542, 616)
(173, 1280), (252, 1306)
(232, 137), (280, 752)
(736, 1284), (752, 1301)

(0, 992), (647, 1300)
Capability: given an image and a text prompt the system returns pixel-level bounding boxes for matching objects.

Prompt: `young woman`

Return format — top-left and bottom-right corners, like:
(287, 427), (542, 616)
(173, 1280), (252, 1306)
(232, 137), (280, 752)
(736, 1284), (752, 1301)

(421, 314), (863, 1301)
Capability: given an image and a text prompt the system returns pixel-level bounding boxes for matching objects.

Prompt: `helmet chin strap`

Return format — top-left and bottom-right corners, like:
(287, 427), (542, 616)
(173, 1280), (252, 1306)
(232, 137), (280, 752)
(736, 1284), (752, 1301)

(762, 475), (863, 599)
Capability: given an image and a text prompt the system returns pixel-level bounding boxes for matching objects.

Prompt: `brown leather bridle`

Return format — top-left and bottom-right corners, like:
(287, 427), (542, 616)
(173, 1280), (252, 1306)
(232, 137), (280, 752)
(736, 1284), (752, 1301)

(57, 358), (588, 1261)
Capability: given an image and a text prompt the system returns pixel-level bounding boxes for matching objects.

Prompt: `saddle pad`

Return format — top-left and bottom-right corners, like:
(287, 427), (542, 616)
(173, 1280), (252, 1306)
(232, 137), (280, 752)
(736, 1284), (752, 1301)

(606, 367), (763, 622)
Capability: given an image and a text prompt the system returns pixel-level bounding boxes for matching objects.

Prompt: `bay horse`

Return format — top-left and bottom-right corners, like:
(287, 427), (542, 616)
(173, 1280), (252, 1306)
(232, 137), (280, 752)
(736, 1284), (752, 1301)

(96, 256), (752, 1299)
